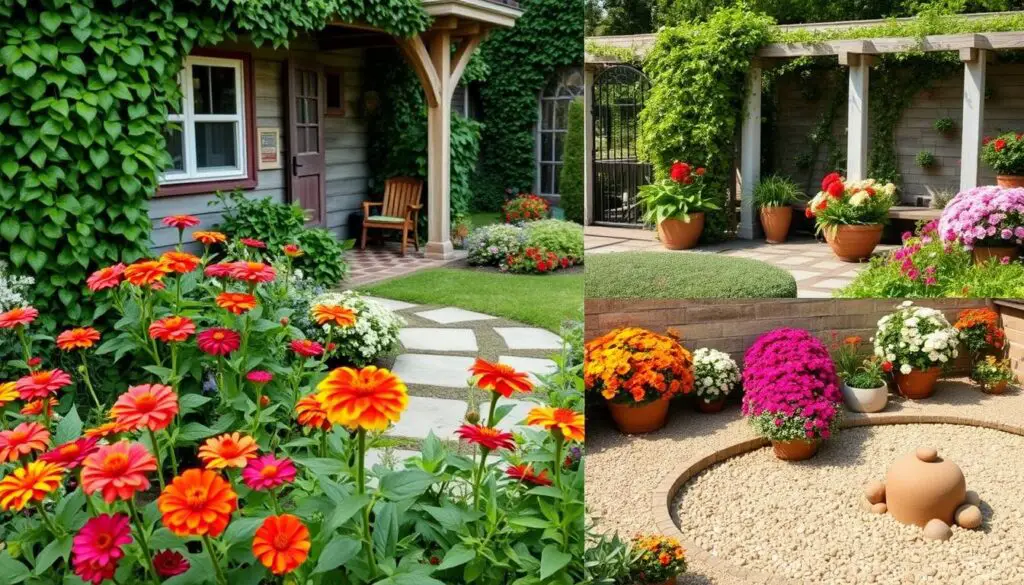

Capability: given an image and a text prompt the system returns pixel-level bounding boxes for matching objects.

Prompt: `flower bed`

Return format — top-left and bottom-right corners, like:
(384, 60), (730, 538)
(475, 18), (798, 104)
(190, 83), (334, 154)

(503, 193), (549, 223)
(465, 220), (582, 274)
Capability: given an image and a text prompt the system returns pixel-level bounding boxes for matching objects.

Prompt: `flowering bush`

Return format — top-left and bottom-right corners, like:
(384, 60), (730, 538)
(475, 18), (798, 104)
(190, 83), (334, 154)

(806, 173), (896, 231)
(938, 186), (1024, 250)
(524, 219), (584, 263)
(954, 307), (1005, 356)
(466, 222), (579, 274)
(506, 247), (579, 273)
(584, 327), (693, 405)
(972, 355), (1016, 387)
(466, 224), (526, 266)
(873, 301), (959, 374)
(637, 161), (718, 225)
(981, 132), (1024, 176)
(692, 348), (740, 404)
(306, 290), (404, 367)
(629, 534), (687, 584)
(742, 328), (841, 442)
(503, 193), (549, 223)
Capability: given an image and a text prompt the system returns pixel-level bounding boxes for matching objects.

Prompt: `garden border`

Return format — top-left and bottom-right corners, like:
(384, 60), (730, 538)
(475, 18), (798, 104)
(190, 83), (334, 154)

(650, 411), (1024, 585)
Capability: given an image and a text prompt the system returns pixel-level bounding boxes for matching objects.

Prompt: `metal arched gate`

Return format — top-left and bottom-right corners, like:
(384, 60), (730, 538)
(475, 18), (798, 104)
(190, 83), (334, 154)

(592, 64), (651, 226)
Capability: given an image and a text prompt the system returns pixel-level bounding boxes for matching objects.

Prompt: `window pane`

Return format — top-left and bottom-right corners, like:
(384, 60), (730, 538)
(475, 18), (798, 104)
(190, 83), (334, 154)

(326, 73), (342, 109)
(308, 71), (318, 97)
(540, 163), (553, 194)
(306, 127), (318, 153)
(165, 127), (184, 171)
(195, 121), (238, 170)
(307, 98), (318, 122)
(192, 65), (210, 114)
(541, 132), (553, 162)
(296, 127), (307, 153)
(193, 65), (237, 115)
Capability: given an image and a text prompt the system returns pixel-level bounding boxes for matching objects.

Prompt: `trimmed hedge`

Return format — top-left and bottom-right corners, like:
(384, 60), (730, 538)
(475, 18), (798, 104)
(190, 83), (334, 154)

(560, 98), (585, 223)
(585, 251), (797, 298)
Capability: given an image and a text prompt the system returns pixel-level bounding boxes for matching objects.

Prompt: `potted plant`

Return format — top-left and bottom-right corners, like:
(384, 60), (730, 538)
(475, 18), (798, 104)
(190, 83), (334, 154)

(874, 301), (960, 400)
(753, 174), (803, 244)
(953, 307), (1006, 365)
(982, 132), (1024, 187)
(638, 161), (719, 250)
(938, 186), (1024, 265)
(831, 334), (888, 413)
(972, 355), (1016, 394)
(585, 327), (694, 434)
(933, 117), (956, 138)
(628, 534), (687, 585)
(916, 150), (937, 170)
(691, 347), (740, 413)
(806, 172), (896, 262)
(742, 328), (842, 461)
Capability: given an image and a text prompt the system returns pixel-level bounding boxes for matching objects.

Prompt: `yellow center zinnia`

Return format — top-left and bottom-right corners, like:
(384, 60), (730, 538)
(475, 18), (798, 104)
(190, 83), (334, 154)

(316, 366), (408, 431)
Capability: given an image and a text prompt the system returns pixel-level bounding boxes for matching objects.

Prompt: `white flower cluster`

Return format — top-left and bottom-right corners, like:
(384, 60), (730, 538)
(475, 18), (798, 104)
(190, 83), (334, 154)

(692, 348), (740, 401)
(874, 301), (959, 375)
(0, 260), (34, 312)
(310, 290), (406, 367)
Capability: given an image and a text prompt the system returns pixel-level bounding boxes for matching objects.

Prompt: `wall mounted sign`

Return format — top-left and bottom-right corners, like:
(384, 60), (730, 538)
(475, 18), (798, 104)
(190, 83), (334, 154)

(257, 127), (281, 170)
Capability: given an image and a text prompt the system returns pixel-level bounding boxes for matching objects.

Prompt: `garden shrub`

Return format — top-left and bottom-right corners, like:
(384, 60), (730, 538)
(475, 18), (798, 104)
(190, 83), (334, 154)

(307, 290), (405, 367)
(466, 224), (527, 266)
(560, 98), (585, 223)
(585, 252), (797, 298)
(504, 193), (550, 223)
(524, 220), (584, 262)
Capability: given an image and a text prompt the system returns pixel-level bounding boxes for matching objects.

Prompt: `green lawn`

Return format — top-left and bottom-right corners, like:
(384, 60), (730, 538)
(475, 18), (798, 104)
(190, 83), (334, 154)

(469, 211), (501, 227)
(359, 268), (582, 332)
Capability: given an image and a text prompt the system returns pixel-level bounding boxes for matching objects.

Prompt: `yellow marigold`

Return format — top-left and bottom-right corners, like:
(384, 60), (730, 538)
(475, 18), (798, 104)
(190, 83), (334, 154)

(584, 327), (693, 404)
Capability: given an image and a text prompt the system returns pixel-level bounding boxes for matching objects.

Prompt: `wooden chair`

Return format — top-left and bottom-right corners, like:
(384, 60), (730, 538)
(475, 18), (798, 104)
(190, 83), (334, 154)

(361, 177), (423, 256)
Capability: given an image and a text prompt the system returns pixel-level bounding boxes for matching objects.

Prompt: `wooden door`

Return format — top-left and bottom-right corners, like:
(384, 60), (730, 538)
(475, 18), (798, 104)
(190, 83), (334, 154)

(287, 61), (326, 226)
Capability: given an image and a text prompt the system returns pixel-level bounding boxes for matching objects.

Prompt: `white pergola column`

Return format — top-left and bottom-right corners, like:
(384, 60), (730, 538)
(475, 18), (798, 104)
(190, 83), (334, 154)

(737, 64), (762, 240)
(583, 66), (595, 225)
(960, 47), (987, 192)
(843, 53), (873, 181)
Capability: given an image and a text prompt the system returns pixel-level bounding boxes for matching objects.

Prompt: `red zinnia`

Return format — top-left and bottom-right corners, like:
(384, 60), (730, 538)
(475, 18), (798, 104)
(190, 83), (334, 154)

(242, 454), (297, 491)
(455, 424), (516, 451)
(229, 261), (276, 284)
(81, 441), (157, 503)
(506, 463), (552, 486)
(57, 327), (101, 351)
(149, 316), (196, 343)
(71, 513), (132, 585)
(246, 370), (273, 384)
(40, 437), (100, 469)
(86, 264), (126, 292)
(0, 306), (38, 329)
(16, 369), (72, 400)
(240, 238), (266, 249)
(197, 328), (241, 356)
(290, 339), (324, 358)
(153, 550), (190, 577)
(162, 215), (200, 230)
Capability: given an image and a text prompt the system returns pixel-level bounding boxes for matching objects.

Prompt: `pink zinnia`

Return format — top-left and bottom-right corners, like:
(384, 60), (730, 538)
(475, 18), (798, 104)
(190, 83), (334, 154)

(72, 514), (132, 585)
(0, 306), (38, 329)
(204, 262), (234, 278)
(240, 237), (266, 249)
(247, 370), (273, 384)
(40, 437), (100, 469)
(86, 264), (126, 292)
(161, 215), (200, 230)
(290, 339), (324, 358)
(229, 261), (276, 284)
(197, 328), (241, 356)
(16, 369), (72, 400)
(242, 454), (297, 491)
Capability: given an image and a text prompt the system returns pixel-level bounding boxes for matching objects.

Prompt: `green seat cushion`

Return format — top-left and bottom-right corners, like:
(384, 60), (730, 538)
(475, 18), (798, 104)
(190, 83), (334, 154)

(367, 215), (406, 224)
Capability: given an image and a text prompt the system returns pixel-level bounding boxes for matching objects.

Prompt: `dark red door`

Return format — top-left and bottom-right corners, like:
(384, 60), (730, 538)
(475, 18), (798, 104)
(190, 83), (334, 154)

(287, 61), (326, 226)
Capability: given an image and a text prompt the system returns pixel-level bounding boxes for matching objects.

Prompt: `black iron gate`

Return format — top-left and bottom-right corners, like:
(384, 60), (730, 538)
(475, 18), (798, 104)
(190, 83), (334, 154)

(592, 64), (651, 226)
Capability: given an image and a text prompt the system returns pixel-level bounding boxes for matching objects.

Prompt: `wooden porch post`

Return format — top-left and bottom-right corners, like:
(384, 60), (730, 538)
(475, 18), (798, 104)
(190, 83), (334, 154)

(737, 64), (762, 240)
(960, 47), (987, 192)
(843, 52), (873, 182)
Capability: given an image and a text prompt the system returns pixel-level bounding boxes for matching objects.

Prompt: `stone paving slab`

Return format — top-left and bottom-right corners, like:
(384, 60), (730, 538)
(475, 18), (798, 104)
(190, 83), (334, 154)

(415, 307), (497, 324)
(494, 327), (563, 350)
(387, 396), (467, 440)
(398, 328), (478, 352)
(498, 355), (559, 383)
(391, 353), (477, 388)
(363, 296), (418, 311)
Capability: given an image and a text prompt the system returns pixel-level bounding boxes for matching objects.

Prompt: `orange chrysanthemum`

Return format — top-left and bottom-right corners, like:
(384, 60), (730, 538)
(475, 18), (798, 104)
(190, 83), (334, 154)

(158, 468), (238, 537)
(84, 421), (128, 439)
(57, 327), (101, 351)
(525, 406), (584, 443)
(21, 398), (58, 417)
(585, 327), (694, 403)
(0, 422), (50, 463)
(80, 441), (157, 503)
(294, 394), (331, 431)
(159, 251), (201, 274)
(312, 304), (356, 328)
(215, 292), (258, 315)
(198, 433), (258, 469)
(149, 316), (196, 343)
(316, 366), (408, 431)
(110, 384), (179, 432)
(124, 260), (173, 287)
(0, 461), (65, 511)
(193, 231), (227, 246)
(252, 514), (311, 575)
(469, 358), (533, 398)
(0, 382), (18, 407)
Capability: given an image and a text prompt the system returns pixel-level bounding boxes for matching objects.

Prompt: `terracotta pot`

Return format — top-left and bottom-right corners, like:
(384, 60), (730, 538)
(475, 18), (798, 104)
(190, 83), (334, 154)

(894, 366), (942, 399)
(772, 439), (820, 461)
(607, 398), (669, 434)
(971, 245), (1019, 265)
(841, 381), (888, 413)
(760, 206), (793, 244)
(695, 397), (726, 413)
(996, 175), (1024, 188)
(657, 213), (704, 250)
(983, 380), (1009, 395)
(823, 224), (883, 262)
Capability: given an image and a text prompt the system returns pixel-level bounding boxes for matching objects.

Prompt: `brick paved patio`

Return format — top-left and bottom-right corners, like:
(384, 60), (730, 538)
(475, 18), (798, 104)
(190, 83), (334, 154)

(343, 242), (467, 288)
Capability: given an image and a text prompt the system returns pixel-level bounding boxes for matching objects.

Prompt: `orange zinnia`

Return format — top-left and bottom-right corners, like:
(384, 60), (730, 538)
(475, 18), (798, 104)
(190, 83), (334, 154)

(215, 292), (258, 315)
(56, 327), (101, 351)
(21, 398), (58, 417)
(294, 393), (331, 431)
(312, 304), (356, 328)
(159, 251), (201, 274)
(149, 316), (196, 342)
(0, 382), (18, 407)
(198, 432), (258, 469)
(0, 422), (50, 463)
(252, 514), (311, 575)
(193, 231), (227, 246)
(316, 366), (408, 431)
(84, 421), (128, 439)
(158, 468), (238, 537)
(469, 358), (533, 398)
(110, 384), (179, 432)
(124, 260), (172, 286)
(525, 406), (584, 443)
(0, 461), (65, 511)
(80, 441), (158, 503)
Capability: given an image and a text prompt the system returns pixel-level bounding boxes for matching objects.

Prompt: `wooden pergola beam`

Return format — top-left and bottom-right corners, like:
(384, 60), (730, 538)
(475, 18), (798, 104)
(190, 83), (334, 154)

(396, 35), (442, 108)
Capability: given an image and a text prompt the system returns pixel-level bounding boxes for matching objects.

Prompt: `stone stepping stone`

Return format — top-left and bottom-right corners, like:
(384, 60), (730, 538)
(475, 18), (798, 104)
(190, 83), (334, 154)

(387, 396), (467, 440)
(363, 296), (417, 311)
(391, 354), (476, 388)
(498, 355), (558, 383)
(494, 327), (563, 350)
(399, 328), (478, 352)
(415, 307), (497, 324)
(493, 399), (535, 431)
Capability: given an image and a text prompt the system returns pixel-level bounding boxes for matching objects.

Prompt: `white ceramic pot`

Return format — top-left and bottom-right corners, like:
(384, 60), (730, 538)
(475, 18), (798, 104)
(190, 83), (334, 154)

(841, 381), (888, 413)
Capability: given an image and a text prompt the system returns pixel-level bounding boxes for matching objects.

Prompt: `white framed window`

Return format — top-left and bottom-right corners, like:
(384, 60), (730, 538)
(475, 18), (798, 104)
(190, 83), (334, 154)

(536, 67), (583, 197)
(161, 56), (248, 185)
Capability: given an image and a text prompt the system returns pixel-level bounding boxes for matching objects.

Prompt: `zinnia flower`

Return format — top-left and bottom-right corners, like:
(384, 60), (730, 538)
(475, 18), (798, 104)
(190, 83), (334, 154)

(40, 437), (100, 469)
(197, 328), (241, 356)
(455, 424), (516, 451)
(290, 339), (324, 358)
(0, 306), (38, 329)
(124, 260), (172, 286)
(111, 384), (179, 432)
(240, 237), (266, 249)
(16, 368), (72, 400)
(56, 327), (101, 351)
(0, 422), (50, 463)
(525, 407), (585, 442)
(193, 231), (227, 246)
(252, 514), (311, 575)
(470, 358), (533, 398)
(198, 432), (258, 469)
(81, 441), (157, 502)
(84, 421), (128, 439)
(312, 304), (356, 327)
(0, 461), (65, 511)
(216, 292), (258, 315)
(153, 550), (190, 577)
(317, 366), (408, 431)
(204, 262), (234, 278)
(246, 370), (273, 384)
(158, 468), (238, 537)
(295, 394), (331, 430)
(162, 215), (200, 230)
(0, 381), (20, 407)
(282, 244), (303, 257)
(86, 264), (126, 292)
(72, 514), (132, 585)
(242, 454), (297, 490)
(506, 463), (552, 486)
(21, 398), (58, 416)
(160, 251), (201, 273)
(230, 261), (276, 283)
(149, 316), (196, 342)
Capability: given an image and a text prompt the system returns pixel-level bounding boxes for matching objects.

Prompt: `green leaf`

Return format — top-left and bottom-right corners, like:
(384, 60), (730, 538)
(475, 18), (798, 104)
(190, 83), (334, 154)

(312, 536), (361, 574)
(437, 544), (475, 570)
(324, 493), (370, 531)
(378, 469), (436, 500)
(12, 61), (36, 80)
(55, 405), (83, 444)
(178, 393), (211, 415)
(122, 157), (138, 175)
(76, 102), (97, 123)
(122, 46), (144, 66)
(62, 55), (86, 75)
(222, 516), (264, 548)
(40, 12), (62, 33)
(540, 545), (572, 580)
(0, 216), (19, 241)
(509, 515), (551, 529)
(33, 536), (71, 575)
(98, 64), (117, 84)
(89, 147), (109, 169)
(0, 551), (31, 583)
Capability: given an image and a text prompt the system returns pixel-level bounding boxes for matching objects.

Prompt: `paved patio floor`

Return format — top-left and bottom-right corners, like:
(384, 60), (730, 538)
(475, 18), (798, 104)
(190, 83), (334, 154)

(585, 225), (898, 298)
(344, 241), (467, 288)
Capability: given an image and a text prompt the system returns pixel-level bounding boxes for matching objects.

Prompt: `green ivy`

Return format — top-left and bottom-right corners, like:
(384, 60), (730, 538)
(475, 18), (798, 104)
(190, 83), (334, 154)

(0, 0), (428, 326)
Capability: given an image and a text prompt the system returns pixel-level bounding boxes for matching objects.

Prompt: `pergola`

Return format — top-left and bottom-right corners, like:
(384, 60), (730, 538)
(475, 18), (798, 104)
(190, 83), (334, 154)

(585, 12), (1024, 239)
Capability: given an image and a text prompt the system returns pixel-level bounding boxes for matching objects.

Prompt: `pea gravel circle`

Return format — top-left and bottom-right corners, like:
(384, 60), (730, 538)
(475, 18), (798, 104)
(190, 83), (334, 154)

(673, 424), (1024, 585)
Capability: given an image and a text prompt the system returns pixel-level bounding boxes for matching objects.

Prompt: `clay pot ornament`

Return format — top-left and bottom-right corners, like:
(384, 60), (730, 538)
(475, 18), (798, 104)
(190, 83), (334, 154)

(860, 447), (984, 540)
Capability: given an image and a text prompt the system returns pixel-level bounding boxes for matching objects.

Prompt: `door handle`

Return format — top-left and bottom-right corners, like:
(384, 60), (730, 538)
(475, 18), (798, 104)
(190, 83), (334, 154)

(292, 155), (302, 175)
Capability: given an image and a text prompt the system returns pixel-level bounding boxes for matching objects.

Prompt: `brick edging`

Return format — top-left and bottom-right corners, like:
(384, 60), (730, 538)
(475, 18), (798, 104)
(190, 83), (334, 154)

(650, 411), (1024, 585)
